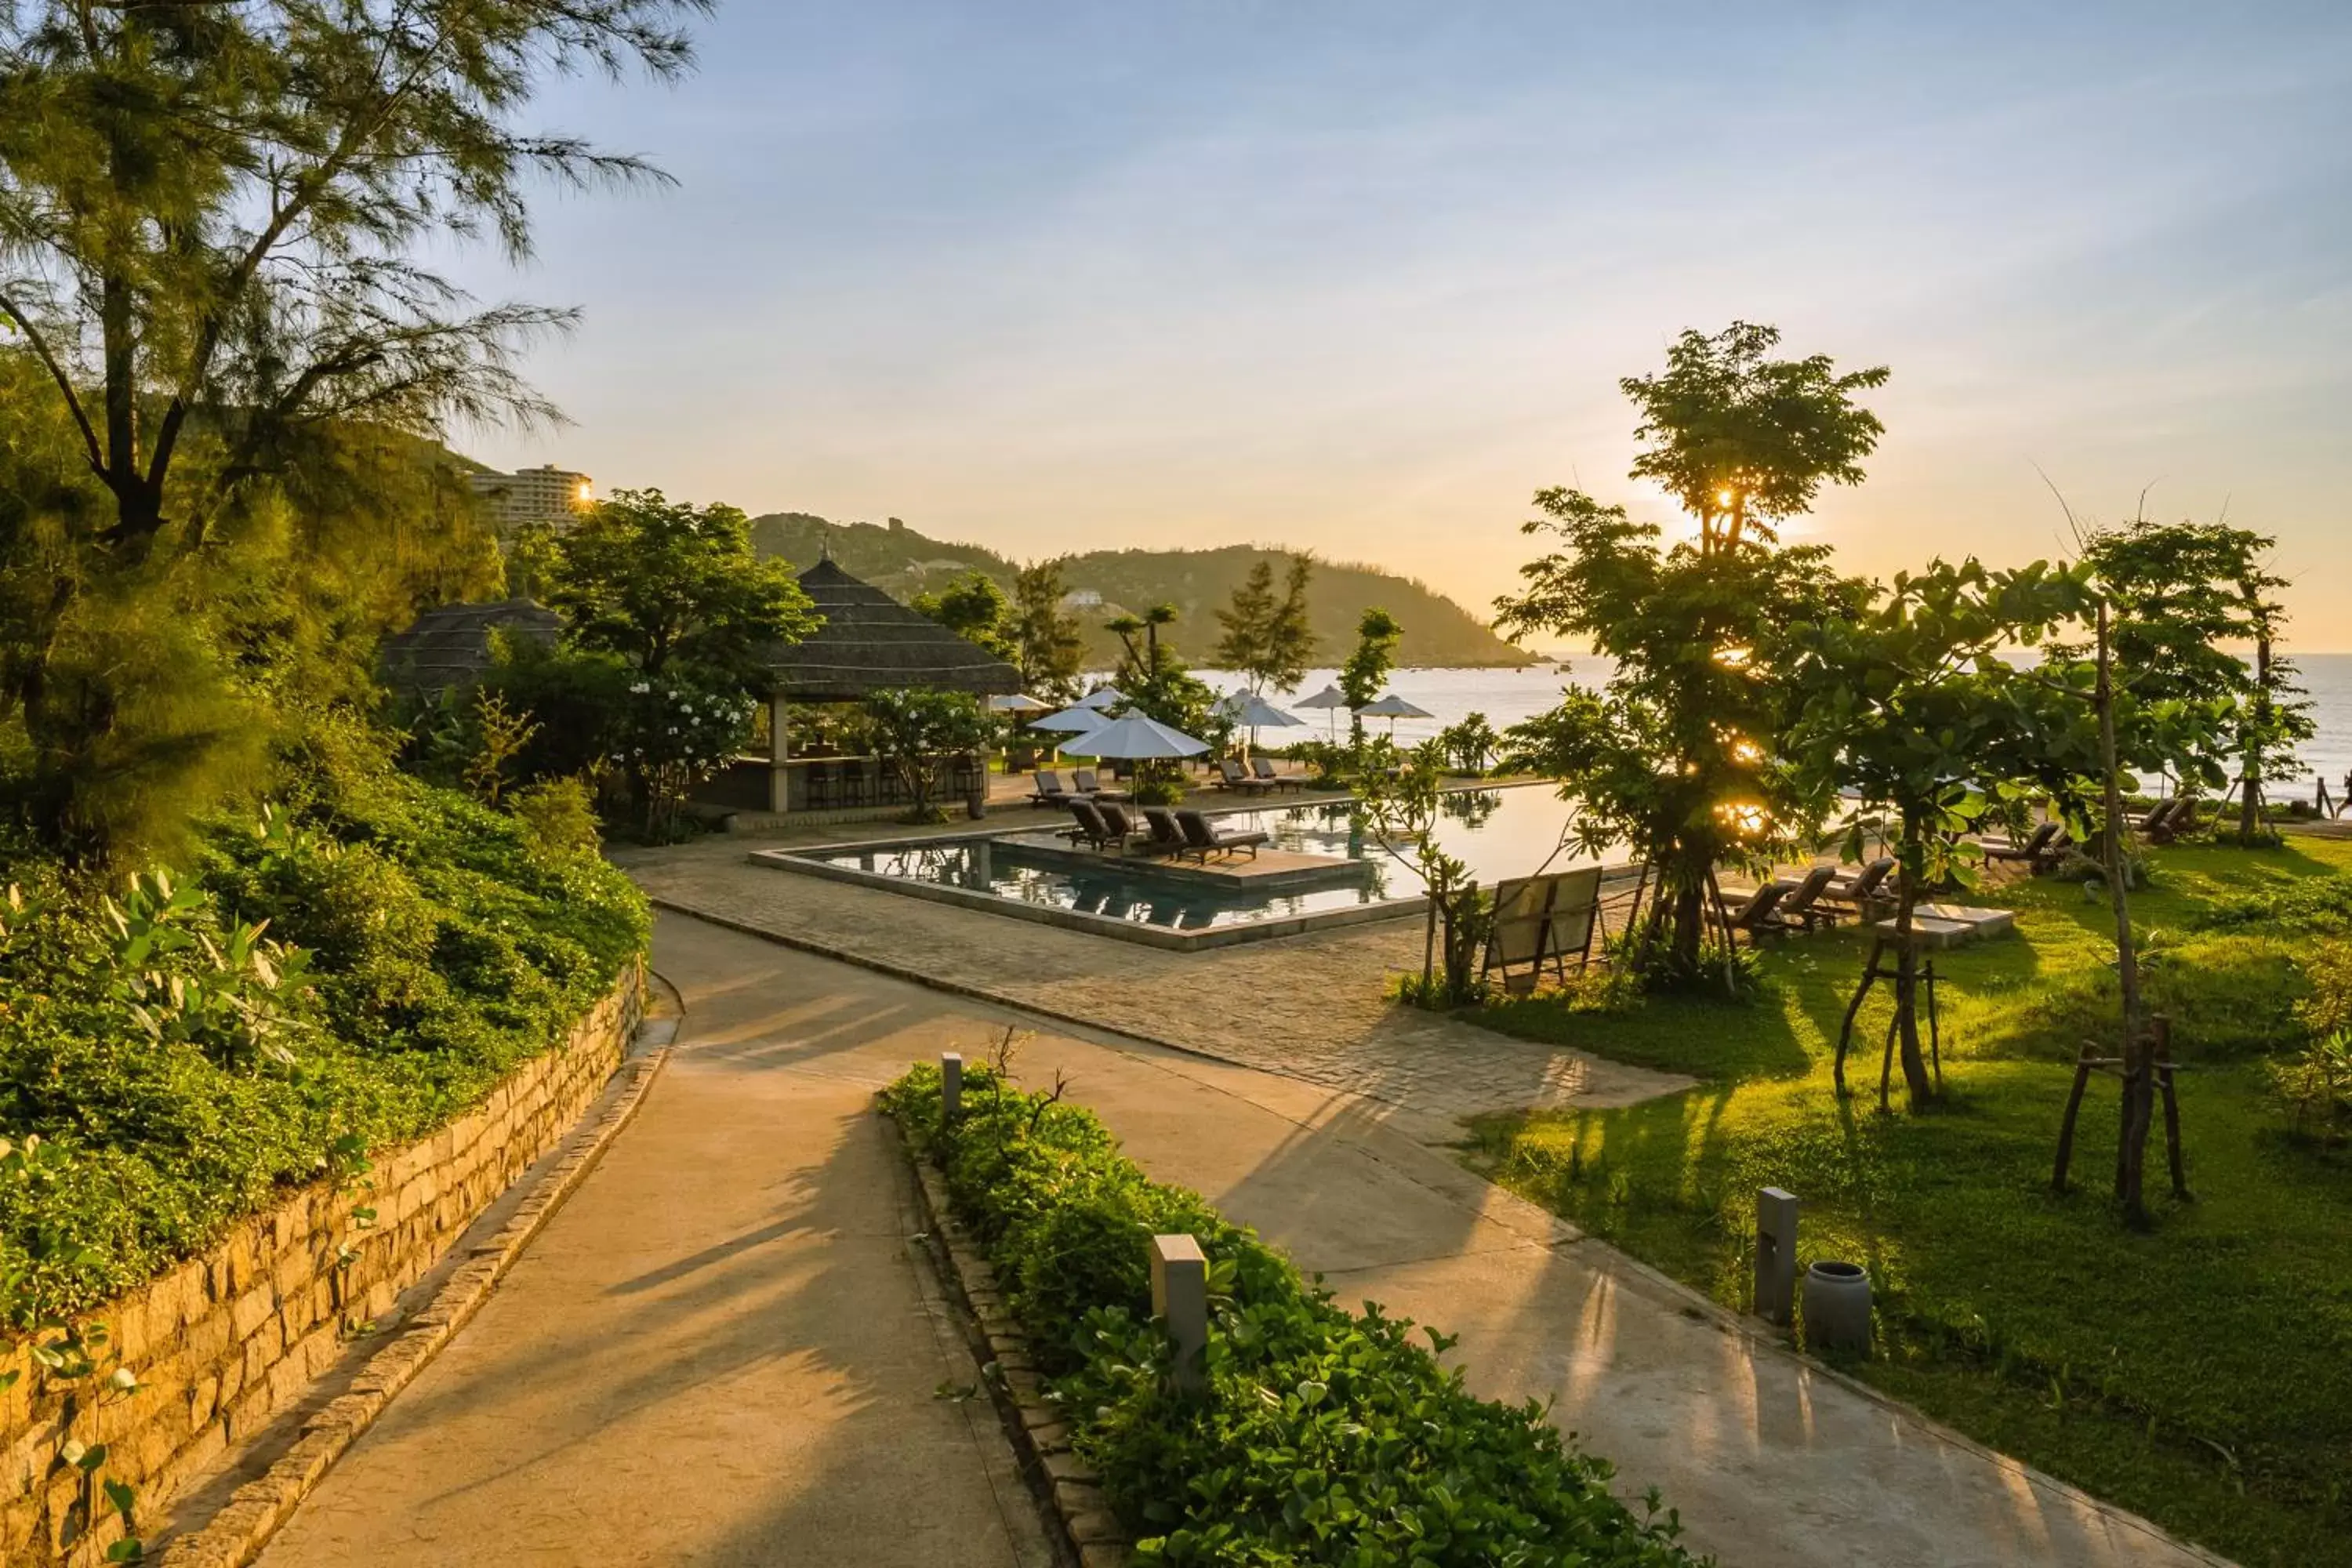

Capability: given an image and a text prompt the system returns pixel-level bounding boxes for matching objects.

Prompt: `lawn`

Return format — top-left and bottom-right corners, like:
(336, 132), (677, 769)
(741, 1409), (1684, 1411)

(1463, 836), (2352, 1568)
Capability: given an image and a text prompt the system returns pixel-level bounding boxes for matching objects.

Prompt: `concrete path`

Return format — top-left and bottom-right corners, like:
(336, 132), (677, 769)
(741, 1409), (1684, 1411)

(259, 913), (2224, 1567)
(252, 924), (1054, 1568)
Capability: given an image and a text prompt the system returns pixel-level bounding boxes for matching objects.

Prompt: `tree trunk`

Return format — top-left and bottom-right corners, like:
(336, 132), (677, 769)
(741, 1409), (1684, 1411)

(1890, 869), (1935, 1109)
(1670, 880), (1704, 978)
(2097, 604), (2153, 1224)
(2238, 634), (2270, 844)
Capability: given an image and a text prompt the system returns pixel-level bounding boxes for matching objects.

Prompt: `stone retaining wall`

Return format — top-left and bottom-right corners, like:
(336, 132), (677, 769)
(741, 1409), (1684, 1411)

(0, 966), (644, 1566)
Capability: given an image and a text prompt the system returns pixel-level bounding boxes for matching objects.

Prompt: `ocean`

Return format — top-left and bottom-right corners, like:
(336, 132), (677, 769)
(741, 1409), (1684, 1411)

(1197, 652), (2352, 800)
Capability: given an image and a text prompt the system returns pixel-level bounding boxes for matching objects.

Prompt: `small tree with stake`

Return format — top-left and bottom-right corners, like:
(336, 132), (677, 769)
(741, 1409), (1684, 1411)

(1785, 559), (2106, 1109)
(860, 688), (994, 825)
(1358, 741), (1487, 1007)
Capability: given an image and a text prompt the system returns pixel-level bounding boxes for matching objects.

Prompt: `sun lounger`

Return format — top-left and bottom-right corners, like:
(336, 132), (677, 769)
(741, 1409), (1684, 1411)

(1029, 769), (1073, 807)
(1138, 806), (1191, 857)
(1981, 820), (2069, 872)
(1764, 863), (1843, 930)
(1722, 881), (1796, 942)
(1071, 768), (1130, 802)
(1095, 801), (1160, 855)
(1214, 758), (1265, 793)
(1175, 808), (1269, 862)
(1820, 856), (1899, 918)
(1250, 757), (1303, 792)
(2138, 796), (2196, 844)
(1061, 797), (1120, 850)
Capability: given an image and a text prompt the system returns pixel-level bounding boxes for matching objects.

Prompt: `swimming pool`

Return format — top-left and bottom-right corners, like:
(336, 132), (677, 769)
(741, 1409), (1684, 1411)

(757, 783), (1614, 949)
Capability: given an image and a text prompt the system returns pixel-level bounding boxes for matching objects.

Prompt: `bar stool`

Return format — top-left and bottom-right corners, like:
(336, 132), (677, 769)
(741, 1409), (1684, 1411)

(837, 761), (869, 809)
(804, 762), (835, 811)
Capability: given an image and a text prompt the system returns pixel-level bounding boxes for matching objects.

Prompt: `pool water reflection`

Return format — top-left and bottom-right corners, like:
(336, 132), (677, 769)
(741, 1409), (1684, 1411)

(791, 784), (1598, 934)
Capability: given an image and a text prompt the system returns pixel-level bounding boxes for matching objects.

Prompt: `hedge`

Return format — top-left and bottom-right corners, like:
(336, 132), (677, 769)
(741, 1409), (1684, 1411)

(881, 1063), (1703, 1567)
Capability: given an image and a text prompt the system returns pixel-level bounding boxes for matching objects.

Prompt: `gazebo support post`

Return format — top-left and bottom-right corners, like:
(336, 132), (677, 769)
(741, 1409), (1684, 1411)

(768, 695), (793, 814)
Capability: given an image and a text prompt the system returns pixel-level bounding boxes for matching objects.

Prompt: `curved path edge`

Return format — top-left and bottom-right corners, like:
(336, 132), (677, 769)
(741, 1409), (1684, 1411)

(149, 985), (683, 1568)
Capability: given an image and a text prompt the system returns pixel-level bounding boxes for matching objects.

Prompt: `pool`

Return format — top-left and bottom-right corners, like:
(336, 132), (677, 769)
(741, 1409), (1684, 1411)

(755, 783), (1617, 950)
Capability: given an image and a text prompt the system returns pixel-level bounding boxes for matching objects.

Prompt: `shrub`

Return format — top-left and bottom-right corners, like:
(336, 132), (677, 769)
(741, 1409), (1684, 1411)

(0, 723), (648, 1327)
(880, 1065), (1697, 1566)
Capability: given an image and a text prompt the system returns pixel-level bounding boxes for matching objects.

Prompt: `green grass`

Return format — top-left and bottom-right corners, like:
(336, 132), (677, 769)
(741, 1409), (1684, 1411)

(1465, 838), (2352, 1568)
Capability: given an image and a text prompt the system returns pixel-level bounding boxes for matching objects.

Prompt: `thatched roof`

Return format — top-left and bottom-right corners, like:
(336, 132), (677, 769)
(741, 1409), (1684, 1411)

(764, 557), (1022, 702)
(379, 599), (559, 696)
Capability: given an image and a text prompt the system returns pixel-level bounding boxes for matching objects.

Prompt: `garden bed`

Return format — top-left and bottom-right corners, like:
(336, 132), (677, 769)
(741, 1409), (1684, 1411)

(1465, 837), (2352, 1568)
(880, 1062), (1701, 1566)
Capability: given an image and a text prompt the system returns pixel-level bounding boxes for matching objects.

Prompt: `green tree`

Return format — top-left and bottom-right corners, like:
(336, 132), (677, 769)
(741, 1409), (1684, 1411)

(1359, 740), (1487, 1007)
(545, 488), (815, 833)
(1621, 321), (1890, 554)
(912, 570), (1014, 659)
(1105, 605), (1215, 800)
(548, 489), (816, 689)
(1007, 558), (1086, 700)
(1214, 554), (1318, 695)
(2066, 519), (2314, 844)
(1338, 607), (1401, 757)
(1784, 559), (2103, 1109)
(1497, 326), (1885, 984)
(0, 0), (703, 860)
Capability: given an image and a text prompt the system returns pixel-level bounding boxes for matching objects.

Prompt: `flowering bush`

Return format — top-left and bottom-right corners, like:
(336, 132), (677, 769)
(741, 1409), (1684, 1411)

(619, 672), (754, 838)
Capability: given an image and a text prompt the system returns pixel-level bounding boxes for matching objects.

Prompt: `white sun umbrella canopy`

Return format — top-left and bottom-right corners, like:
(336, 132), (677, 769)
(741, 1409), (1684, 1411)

(1077, 685), (1127, 710)
(1358, 691), (1435, 735)
(1054, 713), (1209, 760)
(1293, 681), (1348, 738)
(1225, 693), (1302, 728)
(988, 693), (1051, 714)
(1031, 702), (1107, 733)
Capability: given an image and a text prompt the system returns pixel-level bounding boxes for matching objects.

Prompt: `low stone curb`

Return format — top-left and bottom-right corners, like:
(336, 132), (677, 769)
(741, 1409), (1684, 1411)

(886, 1110), (1131, 1568)
(151, 1011), (681, 1568)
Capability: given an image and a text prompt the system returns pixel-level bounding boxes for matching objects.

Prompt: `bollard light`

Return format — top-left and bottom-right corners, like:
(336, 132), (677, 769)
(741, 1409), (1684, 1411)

(941, 1052), (964, 1120)
(1755, 1187), (1798, 1325)
(1149, 1234), (1209, 1396)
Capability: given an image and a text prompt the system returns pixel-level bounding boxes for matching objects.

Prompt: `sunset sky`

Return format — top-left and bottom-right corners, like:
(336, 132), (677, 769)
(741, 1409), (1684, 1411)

(453, 2), (2352, 648)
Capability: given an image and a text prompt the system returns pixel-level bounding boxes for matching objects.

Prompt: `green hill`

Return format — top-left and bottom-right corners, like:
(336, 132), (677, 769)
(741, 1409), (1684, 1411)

(746, 513), (1527, 670)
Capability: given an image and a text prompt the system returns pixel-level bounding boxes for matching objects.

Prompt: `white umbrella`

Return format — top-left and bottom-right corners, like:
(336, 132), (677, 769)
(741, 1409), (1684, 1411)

(988, 693), (1051, 713)
(1032, 703), (1106, 733)
(1054, 714), (1209, 760)
(1225, 693), (1301, 728)
(1077, 686), (1127, 710)
(1358, 691), (1433, 735)
(1294, 682), (1348, 738)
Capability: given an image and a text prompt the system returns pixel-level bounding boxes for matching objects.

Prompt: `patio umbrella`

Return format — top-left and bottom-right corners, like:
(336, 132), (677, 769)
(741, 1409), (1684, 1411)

(1054, 714), (1209, 760)
(1358, 691), (1434, 735)
(1294, 682), (1348, 739)
(1031, 702), (1105, 732)
(988, 693), (1051, 713)
(1214, 691), (1302, 762)
(1077, 685), (1127, 710)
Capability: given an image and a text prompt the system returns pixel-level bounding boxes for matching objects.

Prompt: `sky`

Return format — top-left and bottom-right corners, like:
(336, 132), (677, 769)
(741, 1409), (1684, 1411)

(448, 2), (2352, 648)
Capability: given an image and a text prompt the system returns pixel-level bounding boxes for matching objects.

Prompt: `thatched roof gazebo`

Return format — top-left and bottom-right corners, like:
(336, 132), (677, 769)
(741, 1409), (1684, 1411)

(763, 557), (1021, 702)
(379, 599), (559, 699)
(742, 557), (1023, 815)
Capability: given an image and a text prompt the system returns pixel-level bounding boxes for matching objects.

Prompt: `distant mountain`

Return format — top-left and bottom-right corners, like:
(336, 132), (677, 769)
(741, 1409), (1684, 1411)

(746, 512), (1529, 670)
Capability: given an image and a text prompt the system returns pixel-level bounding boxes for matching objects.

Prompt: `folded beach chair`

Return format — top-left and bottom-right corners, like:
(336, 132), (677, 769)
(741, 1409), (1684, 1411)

(1175, 808), (1270, 862)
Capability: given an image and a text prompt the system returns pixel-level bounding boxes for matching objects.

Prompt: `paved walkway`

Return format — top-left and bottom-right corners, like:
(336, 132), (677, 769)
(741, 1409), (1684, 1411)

(252, 925), (1054, 1568)
(617, 833), (1688, 1132)
(258, 914), (2225, 1568)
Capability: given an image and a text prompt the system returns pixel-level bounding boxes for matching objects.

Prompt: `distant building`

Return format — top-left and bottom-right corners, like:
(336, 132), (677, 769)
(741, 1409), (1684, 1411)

(1062, 589), (1103, 609)
(469, 464), (592, 530)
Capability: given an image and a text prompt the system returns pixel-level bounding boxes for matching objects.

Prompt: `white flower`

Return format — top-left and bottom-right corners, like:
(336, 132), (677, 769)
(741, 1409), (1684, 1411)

(630, 682), (650, 695)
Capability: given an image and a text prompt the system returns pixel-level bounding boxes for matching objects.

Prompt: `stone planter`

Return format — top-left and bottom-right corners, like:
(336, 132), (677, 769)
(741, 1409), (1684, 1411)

(1802, 1260), (1872, 1355)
